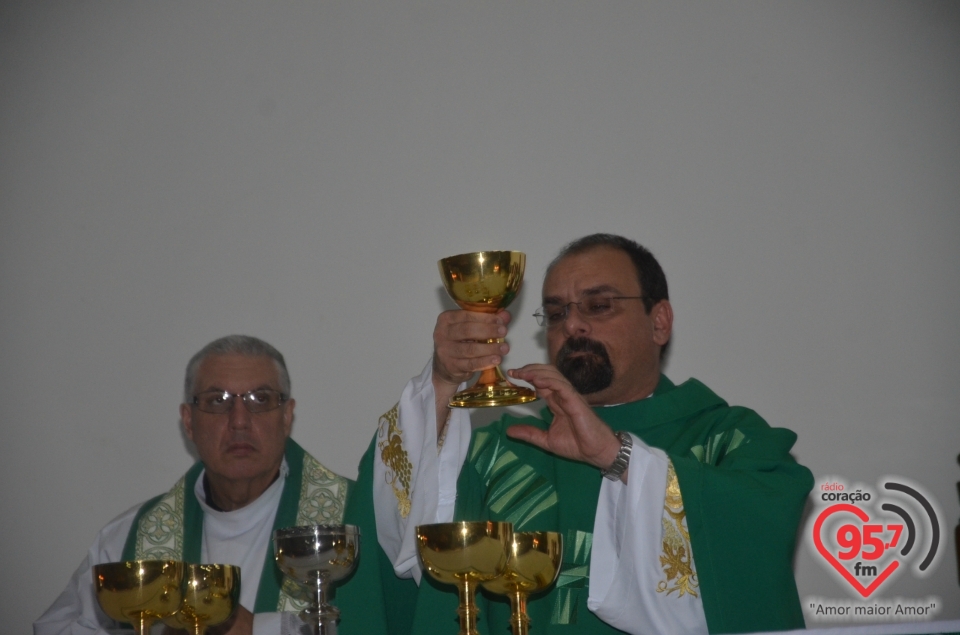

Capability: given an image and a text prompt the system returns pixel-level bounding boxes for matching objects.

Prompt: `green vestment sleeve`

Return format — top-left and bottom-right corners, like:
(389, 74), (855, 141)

(670, 409), (812, 633)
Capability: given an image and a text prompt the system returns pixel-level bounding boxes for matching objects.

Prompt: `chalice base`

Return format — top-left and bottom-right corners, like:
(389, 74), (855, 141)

(450, 367), (538, 409)
(299, 605), (340, 635)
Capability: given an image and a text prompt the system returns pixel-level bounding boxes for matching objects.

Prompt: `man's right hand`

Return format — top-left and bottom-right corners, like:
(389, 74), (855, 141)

(432, 309), (511, 432)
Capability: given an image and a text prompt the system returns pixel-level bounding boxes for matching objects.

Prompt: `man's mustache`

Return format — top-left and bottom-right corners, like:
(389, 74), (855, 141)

(555, 336), (614, 394)
(557, 336), (610, 362)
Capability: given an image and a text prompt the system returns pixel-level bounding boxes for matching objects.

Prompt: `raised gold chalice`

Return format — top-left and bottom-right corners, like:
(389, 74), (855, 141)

(416, 521), (513, 635)
(481, 531), (563, 635)
(162, 564), (241, 635)
(438, 251), (538, 408)
(93, 560), (184, 635)
(274, 524), (360, 635)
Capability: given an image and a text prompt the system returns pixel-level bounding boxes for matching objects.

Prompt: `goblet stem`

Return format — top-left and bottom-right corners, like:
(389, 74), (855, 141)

(299, 583), (340, 635)
(456, 579), (481, 635)
(134, 616), (154, 635)
(475, 365), (508, 387)
(508, 590), (530, 635)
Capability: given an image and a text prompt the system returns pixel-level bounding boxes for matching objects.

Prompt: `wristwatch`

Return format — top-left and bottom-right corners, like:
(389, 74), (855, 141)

(600, 430), (633, 481)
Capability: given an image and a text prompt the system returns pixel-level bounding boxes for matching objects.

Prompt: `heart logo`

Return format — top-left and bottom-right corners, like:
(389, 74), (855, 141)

(813, 504), (899, 598)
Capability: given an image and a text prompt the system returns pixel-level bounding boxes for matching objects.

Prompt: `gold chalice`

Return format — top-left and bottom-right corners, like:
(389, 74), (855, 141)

(416, 521), (513, 635)
(481, 531), (563, 635)
(162, 564), (241, 635)
(274, 524), (360, 635)
(438, 251), (538, 408)
(93, 560), (184, 635)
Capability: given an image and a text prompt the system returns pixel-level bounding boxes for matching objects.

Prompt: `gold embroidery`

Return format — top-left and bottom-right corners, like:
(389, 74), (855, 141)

(656, 461), (699, 598)
(378, 403), (412, 518)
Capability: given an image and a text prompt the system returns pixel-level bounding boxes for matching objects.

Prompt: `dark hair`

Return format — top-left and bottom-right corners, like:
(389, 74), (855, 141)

(547, 233), (669, 313)
(183, 335), (290, 402)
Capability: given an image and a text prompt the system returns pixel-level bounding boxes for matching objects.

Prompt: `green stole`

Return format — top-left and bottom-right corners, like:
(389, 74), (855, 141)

(121, 438), (351, 613)
(359, 375), (812, 635)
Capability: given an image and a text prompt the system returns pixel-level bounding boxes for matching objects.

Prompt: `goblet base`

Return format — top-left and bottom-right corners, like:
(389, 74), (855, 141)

(449, 381), (538, 408)
(450, 366), (538, 409)
(299, 605), (339, 635)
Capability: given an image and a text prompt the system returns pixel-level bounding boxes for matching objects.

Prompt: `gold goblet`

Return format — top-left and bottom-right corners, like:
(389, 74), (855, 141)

(481, 531), (563, 635)
(93, 560), (184, 635)
(162, 564), (241, 635)
(416, 521), (513, 635)
(438, 251), (538, 408)
(274, 524), (360, 635)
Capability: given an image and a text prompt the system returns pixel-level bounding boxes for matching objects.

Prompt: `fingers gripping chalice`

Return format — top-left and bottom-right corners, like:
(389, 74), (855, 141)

(274, 524), (360, 635)
(438, 251), (539, 408)
(416, 521), (513, 635)
(481, 531), (563, 635)
(93, 560), (184, 635)
(162, 564), (241, 635)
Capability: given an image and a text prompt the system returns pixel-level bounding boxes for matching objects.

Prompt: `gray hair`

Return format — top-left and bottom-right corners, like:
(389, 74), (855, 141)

(183, 335), (291, 403)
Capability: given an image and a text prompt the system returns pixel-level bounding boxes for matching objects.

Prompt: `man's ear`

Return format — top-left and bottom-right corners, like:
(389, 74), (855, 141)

(650, 300), (673, 346)
(282, 398), (295, 437)
(180, 403), (194, 442)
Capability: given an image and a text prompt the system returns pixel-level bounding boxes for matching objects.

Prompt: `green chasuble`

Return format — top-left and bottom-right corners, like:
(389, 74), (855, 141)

(338, 435), (421, 635)
(121, 438), (351, 614)
(341, 375), (813, 635)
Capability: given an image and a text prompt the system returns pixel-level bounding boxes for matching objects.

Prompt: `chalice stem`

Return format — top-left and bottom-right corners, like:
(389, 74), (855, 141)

(509, 590), (530, 635)
(134, 616), (153, 635)
(456, 580), (481, 635)
(476, 365), (508, 387)
(298, 585), (339, 635)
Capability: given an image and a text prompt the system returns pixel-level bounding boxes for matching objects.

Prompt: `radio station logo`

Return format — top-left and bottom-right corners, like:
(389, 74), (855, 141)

(804, 475), (945, 621)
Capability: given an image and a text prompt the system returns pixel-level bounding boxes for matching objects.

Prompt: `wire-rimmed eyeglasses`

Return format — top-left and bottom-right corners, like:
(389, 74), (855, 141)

(191, 389), (288, 414)
(533, 296), (645, 328)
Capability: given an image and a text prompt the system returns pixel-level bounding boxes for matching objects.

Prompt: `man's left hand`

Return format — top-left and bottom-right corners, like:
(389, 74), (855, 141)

(506, 364), (622, 473)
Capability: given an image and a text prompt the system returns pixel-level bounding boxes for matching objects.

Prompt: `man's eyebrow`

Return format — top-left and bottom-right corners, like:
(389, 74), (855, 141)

(581, 285), (620, 296)
(542, 285), (621, 305)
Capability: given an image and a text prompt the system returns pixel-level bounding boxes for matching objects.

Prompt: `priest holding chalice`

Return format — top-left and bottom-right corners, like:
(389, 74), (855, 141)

(347, 235), (813, 635)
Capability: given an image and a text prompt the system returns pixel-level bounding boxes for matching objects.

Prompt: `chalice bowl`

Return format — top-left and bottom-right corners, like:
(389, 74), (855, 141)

(438, 251), (539, 408)
(93, 560), (184, 635)
(416, 521), (513, 635)
(162, 564), (241, 635)
(273, 524), (359, 635)
(481, 531), (563, 635)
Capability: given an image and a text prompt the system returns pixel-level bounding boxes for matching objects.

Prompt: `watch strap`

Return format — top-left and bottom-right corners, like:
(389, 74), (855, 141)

(601, 430), (633, 481)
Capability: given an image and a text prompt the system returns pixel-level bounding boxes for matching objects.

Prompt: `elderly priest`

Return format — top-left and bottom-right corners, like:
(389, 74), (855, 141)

(34, 335), (351, 635)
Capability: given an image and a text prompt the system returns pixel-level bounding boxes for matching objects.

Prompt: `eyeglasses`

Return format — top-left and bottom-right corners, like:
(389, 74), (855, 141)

(191, 389), (288, 414)
(533, 296), (645, 328)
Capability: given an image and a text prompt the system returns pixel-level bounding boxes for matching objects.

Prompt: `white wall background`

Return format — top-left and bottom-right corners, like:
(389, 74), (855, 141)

(2, 2), (958, 632)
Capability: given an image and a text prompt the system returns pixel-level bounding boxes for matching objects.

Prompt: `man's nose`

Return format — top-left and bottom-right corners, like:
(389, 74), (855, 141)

(226, 397), (252, 428)
(562, 303), (591, 336)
